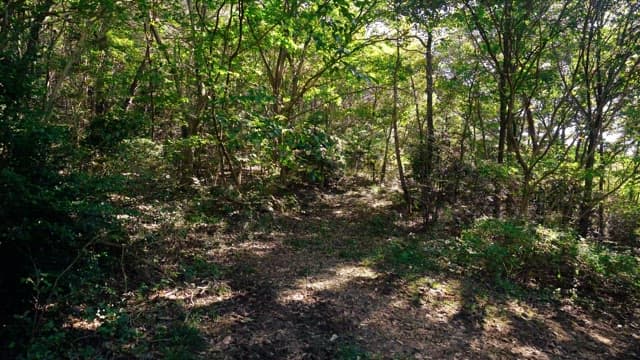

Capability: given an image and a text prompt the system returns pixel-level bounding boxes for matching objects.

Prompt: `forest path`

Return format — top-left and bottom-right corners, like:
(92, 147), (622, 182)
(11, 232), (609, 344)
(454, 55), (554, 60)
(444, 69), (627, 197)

(125, 184), (638, 359)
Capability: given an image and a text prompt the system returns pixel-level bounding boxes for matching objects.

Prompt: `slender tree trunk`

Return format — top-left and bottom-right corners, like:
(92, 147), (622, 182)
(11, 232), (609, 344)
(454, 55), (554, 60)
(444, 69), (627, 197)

(597, 139), (605, 239)
(517, 95), (538, 219)
(579, 25), (604, 236)
(423, 30), (435, 225)
(493, 0), (514, 218)
(425, 31), (435, 160)
(380, 122), (393, 184)
(210, 105), (240, 187)
(370, 92), (379, 182)
(150, 71), (156, 140)
(393, 36), (411, 212)
(122, 42), (150, 112)
(520, 171), (532, 218)
(409, 76), (422, 142)
(579, 112), (601, 236)
(476, 97), (488, 160)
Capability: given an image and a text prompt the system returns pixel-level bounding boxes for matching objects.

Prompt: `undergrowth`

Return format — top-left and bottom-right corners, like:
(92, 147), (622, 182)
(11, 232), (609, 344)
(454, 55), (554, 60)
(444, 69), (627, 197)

(453, 218), (640, 299)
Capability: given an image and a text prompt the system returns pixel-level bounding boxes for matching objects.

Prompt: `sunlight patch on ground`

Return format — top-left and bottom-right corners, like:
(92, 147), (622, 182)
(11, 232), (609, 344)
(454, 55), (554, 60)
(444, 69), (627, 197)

(64, 316), (102, 331)
(149, 281), (234, 308)
(234, 241), (278, 256)
(141, 222), (160, 231)
(357, 192), (392, 209)
(590, 332), (613, 346)
(504, 345), (550, 360)
(482, 310), (512, 334)
(414, 278), (463, 320)
(135, 203), (155, 212)
(358, 298), (459, 355)
(506, 300), (537, 320)
(278, 290), (310, 303)
(504, 300), (578, 343)
(208, 312), (253, 334)
(211, 240), (279, 258)
(278, 264), (379, 304)
(510, 345), (551, 359)
(371, 198), (392, 209)
(480, 342), (551, 360)
(341, 187), (394, 209)
(108, 193), (131, 201)
(544, 319), (574, 342)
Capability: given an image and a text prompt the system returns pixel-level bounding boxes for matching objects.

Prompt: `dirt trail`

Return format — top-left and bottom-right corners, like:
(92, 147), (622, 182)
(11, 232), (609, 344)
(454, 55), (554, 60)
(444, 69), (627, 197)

(129, 187), (639, 359)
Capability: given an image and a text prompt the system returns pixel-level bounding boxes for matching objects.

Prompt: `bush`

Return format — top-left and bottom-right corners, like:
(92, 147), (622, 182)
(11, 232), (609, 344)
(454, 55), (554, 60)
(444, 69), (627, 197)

(607, 198), (640, 247)
(457, 218), (578, 286)
(456, 218), (640, 297)
(286, 126), (344, 185)
(0, 168), (126, 357)
(578, 243), (640, 292)
(106, 138), (166, 179)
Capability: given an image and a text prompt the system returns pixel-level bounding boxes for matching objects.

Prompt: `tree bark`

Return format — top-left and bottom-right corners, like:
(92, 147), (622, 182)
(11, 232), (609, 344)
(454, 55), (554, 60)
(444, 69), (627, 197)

(393, 36), (411, 213)
(380, 122), (393, 184)
(423, 30), (435, 225)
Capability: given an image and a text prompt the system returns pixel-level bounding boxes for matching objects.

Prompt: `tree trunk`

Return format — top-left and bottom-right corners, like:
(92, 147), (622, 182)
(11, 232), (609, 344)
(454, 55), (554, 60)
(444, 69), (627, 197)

(380, 122), (393, 184)
(393, 36), (411, 212)
(579, 111), (601, 236)
(597, 138), (605, 239)
(494, 0), (514, 218)
(423, 30), (435, 225)
(520, 171), (532, 218)
(579, 17), (604, 236)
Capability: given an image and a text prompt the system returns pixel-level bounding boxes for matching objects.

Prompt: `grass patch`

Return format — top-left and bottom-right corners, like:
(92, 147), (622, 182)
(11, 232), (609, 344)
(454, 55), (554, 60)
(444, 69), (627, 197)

(377, 238), (442, 278)
(337, 343), (371, 360)
(156, 323), (206, 360)
(180, 256), (221, 282)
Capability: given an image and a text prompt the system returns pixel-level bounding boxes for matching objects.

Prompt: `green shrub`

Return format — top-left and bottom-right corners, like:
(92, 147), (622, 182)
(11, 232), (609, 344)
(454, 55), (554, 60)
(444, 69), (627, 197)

(108, 138), (166, 177)
(385, 239), (439, 274)
(578, 243), (640, 290)
(0, 169), (127, 357)
(457, 218), (578, 284)
(456, 218), (640, 297)
(607, 198), (640, 247)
